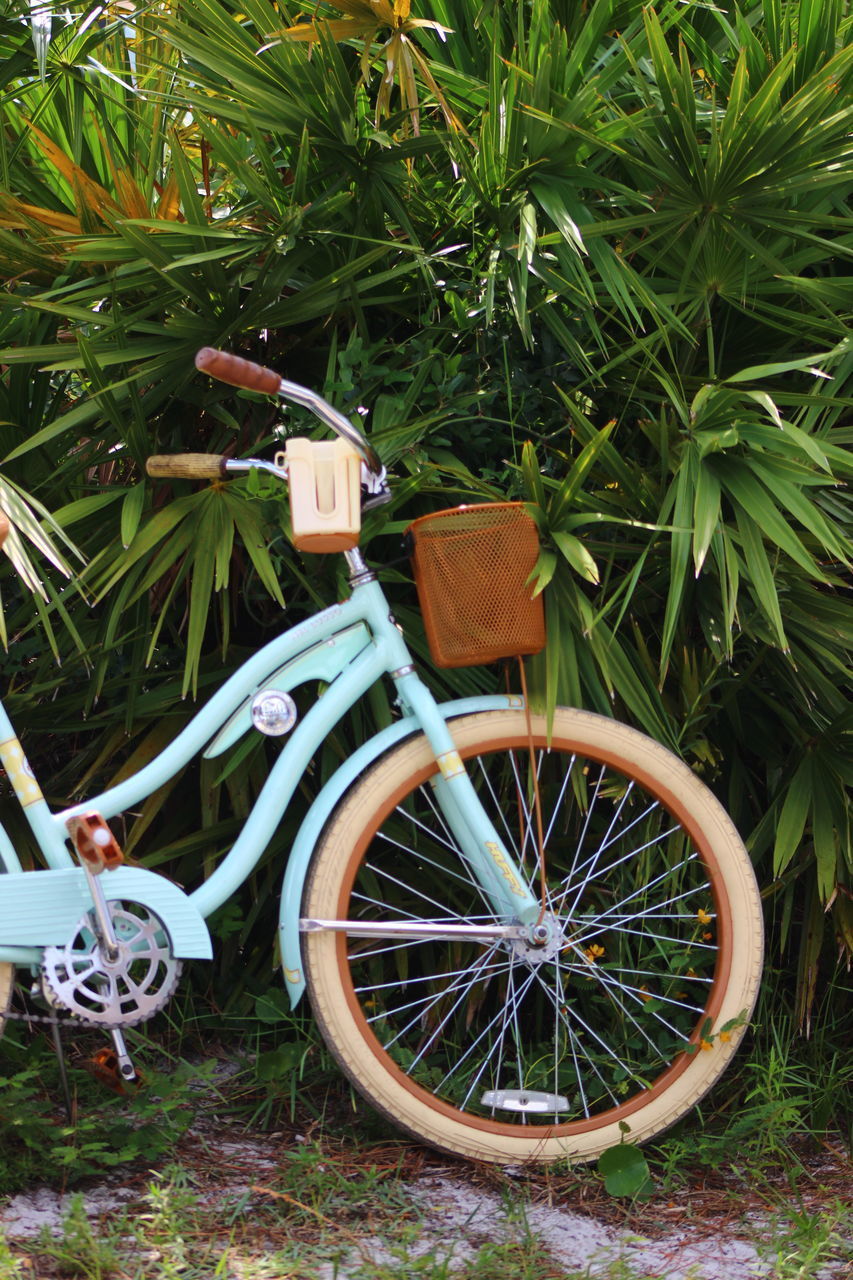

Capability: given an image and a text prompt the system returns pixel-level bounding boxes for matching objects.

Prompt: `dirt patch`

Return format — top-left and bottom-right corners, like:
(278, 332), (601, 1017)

(2, 1120), (850, 1278)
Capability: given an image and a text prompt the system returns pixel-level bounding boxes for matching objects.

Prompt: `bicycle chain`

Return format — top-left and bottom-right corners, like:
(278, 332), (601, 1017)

(2, 983), (68, 1027)
(3, 1005), (66, 1026)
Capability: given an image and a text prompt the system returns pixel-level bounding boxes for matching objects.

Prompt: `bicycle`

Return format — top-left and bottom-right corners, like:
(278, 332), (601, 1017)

(0, 348), (763, 1165)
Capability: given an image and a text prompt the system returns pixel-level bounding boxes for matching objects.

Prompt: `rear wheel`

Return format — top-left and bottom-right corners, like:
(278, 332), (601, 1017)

(0, 857), (15, 1036)
(303, 709), (763, 1164)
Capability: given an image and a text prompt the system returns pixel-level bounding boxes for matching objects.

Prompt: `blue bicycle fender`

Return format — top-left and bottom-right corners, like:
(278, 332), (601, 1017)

(278, 694), (521, 1006)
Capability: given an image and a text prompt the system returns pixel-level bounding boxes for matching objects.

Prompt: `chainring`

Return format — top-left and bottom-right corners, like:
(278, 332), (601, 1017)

(41, 900), (182, 1028)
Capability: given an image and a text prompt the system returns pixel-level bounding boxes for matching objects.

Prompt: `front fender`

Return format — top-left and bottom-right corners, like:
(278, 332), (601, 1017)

(278, 694), (522, 1005)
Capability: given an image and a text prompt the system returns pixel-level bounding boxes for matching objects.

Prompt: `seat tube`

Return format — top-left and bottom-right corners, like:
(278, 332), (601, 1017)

(393, 671), (540, 925)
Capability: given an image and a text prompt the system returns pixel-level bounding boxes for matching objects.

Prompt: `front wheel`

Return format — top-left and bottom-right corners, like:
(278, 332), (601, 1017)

(303, 709), (763, 1164)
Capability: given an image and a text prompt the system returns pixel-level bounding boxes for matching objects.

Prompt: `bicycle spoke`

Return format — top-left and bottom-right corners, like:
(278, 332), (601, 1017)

(530, 967), (625, 1107)
(572, 859), (706, 936)
(355, 959), (509, 996)
(378, 943), (503, 1058)
(562, 820), (683, 918)
(574, 956), (688, 1051)
(366, 954), (513, 1027)
(359, 860), (477, 922)
(605, 964), (713, 986)
(451, 962), (540, 1109)
(378, 812), (495, 912)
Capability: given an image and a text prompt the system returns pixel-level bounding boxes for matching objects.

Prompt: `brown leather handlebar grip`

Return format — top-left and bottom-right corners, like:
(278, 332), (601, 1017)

(146, 454), (227, 479)
(195, 347), (282, 394)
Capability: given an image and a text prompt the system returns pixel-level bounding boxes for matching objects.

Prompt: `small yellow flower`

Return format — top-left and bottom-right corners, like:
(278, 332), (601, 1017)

(639, 985), (652, 1003)
(583, 943), (605, 963)
(720, 1030), (731, 1043)
(697, 908), (713, 925)
(700, 1038), (714, 1051)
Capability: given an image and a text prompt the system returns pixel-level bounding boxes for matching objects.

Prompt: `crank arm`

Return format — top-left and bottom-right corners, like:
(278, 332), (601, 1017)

(300, 919), (526, 942)
(109, 1027), (139, 1082)
(79, 861), (121, 961)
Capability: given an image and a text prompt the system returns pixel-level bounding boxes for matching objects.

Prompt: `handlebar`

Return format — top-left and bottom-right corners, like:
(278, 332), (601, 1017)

(146, 453), (228, 480)
(194, 347), (281, 395)
(194, 347), (385, 479)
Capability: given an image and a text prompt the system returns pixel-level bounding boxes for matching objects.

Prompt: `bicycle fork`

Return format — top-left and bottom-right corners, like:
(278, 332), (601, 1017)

(393, 670), (542, 929)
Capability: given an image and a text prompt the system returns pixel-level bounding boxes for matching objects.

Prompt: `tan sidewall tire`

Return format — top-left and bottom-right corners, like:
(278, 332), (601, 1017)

(304, 709), (764, 1164)
(0, 850), (13, 1034)
(0, 962), (11, 1036)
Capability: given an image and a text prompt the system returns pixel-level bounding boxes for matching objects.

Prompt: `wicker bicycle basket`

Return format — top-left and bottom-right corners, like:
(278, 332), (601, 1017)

(407, 503), (546, 668)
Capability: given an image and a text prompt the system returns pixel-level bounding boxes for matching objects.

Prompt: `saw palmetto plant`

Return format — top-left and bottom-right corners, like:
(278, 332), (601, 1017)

(0, 0), (850, 1028)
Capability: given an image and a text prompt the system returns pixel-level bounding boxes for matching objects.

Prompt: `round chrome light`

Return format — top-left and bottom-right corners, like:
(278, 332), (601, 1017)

(251, 690), (298, 737)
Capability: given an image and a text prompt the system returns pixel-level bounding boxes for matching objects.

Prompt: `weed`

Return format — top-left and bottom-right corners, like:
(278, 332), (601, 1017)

(135, 1165), (202, 1273)
(753, 1197), (853, 1280)
(461, 1232), (565, 1279)
(261, 1139), (413, 1228)
(0, 1233), (24, 1280)
(0, 1033), (211, 1194)
(31, 1195), (120, 1280)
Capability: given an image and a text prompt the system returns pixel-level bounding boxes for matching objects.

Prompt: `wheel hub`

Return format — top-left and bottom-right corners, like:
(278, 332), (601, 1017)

(510, 912), (566, 965)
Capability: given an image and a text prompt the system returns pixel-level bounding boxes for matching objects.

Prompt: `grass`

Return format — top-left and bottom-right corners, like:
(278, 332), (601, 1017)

(0, 1139), (850, 1279)
(0, 981), (851, 1279)
(4, 1165), (848, 1280)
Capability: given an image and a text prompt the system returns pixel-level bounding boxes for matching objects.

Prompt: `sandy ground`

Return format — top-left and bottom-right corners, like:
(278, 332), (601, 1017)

(2, 1121), (850, 1279)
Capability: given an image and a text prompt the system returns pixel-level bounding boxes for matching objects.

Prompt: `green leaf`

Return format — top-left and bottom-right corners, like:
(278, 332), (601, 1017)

(597, 1143), (653, 1198)
(693, 463), (721, 576)
(723, 354), (833, 383)
(773, 759), (813, 877)
(530, 548), (557, 596)
(552, 530), (599, 584)
(735, 509), (788, 649)
(120, 481), (146, 550)
(722, 467), (825, 580)
(254, 989), (291, 1023)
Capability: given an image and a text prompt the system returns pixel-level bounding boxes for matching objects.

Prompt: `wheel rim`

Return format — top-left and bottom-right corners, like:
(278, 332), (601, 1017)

(328, 733), (740, 1138)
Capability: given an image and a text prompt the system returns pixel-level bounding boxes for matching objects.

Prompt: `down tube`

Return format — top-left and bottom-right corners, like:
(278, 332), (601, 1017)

(189, 639), (390, 920)
(55, 597), (370, 830)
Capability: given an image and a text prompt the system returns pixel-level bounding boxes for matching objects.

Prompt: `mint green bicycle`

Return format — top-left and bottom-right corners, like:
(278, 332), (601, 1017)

(0, 349), (763, 1164)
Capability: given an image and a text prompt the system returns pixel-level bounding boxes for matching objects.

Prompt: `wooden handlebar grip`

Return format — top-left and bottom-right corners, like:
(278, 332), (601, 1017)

(146, 454), (227, 479)
(195, 347), (282, 394)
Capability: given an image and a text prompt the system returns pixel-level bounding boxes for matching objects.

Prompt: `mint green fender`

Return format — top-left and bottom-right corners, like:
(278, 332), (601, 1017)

(0, 866), (212, 959)
(278, 694), (521, 1006)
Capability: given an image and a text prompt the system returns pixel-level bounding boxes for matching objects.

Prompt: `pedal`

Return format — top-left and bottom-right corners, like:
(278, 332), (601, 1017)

(87, 1035), (143, 1096)
(65, 812), (124, 873)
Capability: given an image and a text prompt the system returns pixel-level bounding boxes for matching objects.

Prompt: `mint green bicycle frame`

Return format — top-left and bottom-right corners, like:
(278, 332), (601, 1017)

(0, 561), (541, 1006)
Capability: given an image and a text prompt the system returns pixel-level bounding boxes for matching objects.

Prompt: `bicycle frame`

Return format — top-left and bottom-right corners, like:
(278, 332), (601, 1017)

(0, 561), (541, 995)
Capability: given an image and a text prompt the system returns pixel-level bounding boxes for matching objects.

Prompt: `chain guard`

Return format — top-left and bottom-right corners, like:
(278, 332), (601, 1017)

(41, 900), (182, 1028)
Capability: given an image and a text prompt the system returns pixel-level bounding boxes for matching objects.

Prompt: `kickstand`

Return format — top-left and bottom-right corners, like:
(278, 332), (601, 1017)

(50, 1018), (74, 1123)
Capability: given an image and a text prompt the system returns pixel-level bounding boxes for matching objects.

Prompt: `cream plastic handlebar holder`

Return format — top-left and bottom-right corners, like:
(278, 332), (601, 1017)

(282, 438), (361, 553)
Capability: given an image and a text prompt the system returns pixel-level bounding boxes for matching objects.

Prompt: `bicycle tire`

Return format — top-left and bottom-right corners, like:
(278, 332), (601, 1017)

(0, 856), (14, 1036)
(303, 708), (763, 1164)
